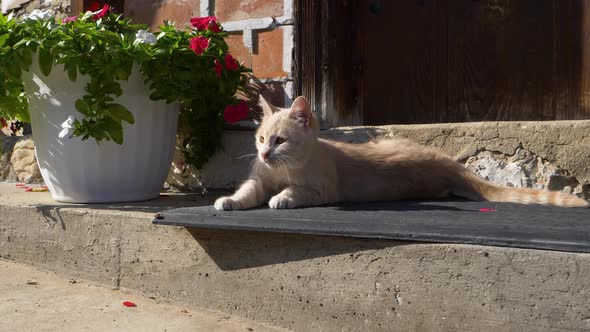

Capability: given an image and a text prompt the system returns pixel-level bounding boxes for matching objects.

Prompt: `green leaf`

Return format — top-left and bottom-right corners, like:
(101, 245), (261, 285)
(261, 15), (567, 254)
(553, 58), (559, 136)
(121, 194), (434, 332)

(103, 119), (123, 144)
(0, 34), (9, 48)
(38, 46), (53, 76)
(75, 98), (89, 115)
(107, 103), (134, 124)
(0, 10), (250, 169)
(114, 65), (131, 80)
(64, 62), (77, 81)
(20, 49), (32, 68)
(6, 60), (21, 78)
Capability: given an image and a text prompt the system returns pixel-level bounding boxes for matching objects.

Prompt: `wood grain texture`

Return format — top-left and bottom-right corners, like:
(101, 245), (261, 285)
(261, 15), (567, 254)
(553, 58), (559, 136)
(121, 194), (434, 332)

(447, 0), (555, 122)
(71, 0), (83, 16)
(295, 0), (328, 126)
(554, 0), (588, 120)
(298, 0), (590, 126)
(581, 2), (590, 119)
(361, 0), (447, 125)
(322, 0), (363, 127)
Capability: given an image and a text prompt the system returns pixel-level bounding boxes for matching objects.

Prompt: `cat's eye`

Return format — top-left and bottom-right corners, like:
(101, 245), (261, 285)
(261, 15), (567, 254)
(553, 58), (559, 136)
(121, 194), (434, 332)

(275, 137), (286, 145)
(259, 136), (265, 143)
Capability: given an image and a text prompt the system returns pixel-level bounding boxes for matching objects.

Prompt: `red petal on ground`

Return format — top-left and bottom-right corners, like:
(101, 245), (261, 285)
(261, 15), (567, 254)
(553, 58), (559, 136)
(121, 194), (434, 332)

(479, 208), (497, 212)
(122, 301), (137, 307)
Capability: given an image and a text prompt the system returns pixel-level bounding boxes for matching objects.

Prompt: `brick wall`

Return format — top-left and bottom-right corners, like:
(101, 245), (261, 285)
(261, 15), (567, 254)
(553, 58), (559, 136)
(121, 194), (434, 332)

(4, 0), (294, 113)
(210, 0), (294, 109)
(126, 0), (295, 111)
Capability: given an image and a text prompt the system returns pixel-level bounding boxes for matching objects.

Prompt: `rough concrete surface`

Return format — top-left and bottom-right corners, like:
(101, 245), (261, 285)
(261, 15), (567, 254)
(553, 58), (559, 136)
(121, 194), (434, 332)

(1, 183), (590, 331)
(0, 259), (286, 332)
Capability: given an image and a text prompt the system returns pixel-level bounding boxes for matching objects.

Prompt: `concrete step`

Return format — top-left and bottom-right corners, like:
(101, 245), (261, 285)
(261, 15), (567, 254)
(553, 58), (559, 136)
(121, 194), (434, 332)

(0, 259), (286, 332)
(1, 183), (589, 331)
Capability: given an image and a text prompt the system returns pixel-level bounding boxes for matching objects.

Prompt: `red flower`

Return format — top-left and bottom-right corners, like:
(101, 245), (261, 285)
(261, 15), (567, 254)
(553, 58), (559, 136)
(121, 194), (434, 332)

(93, 4), (110, 20)
(224, 53), (239, 71)
(86, 1), (101, 12)
(223, 100), (250, 124)
(214, 59), (223, 77)
(208, 20), (221, 33)
(190, 16), (208, 30)
(189, 36), (209, 55)
(62, 16), (77, 24)
(190, 16), (221, 32)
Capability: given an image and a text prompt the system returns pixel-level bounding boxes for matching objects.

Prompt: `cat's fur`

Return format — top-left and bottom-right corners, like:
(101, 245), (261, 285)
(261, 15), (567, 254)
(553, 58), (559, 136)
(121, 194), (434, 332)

(214, 96), (589, 210)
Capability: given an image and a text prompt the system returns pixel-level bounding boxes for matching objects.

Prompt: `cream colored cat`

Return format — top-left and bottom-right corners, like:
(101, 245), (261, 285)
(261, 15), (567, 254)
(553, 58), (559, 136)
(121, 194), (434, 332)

(214, 96), (589, 210)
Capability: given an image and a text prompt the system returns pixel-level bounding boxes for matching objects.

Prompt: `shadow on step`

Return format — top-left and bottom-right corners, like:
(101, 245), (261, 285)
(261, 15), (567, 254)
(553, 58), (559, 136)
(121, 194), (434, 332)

(187, 228), (410, 271)
(30, 192), (221, 217)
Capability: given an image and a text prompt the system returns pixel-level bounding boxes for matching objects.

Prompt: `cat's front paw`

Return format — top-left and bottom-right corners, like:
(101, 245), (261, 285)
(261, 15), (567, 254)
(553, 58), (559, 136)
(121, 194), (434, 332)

(214, 197), (244, 211)
(269, 195), (296, 209)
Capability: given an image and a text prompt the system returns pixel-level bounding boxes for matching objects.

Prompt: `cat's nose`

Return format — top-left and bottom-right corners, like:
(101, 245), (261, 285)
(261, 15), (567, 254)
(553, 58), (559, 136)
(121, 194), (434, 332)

(260, 151), (270, 161)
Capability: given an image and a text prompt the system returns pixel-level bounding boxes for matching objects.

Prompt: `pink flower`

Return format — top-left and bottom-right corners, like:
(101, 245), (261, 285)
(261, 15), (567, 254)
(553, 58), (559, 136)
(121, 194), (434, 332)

(190, 16), (221, 32)
(93, 4), (109, 20)
(214, 59), (223, 77)
(223, 100), (250, 124)
(62, 16), (77, 24)
(224, 53), (239, 71)
(189, 36), (209, 55)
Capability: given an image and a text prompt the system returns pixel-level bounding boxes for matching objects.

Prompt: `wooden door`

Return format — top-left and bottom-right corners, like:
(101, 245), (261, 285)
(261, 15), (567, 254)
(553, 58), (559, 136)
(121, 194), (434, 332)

(296, 0), (590, 126)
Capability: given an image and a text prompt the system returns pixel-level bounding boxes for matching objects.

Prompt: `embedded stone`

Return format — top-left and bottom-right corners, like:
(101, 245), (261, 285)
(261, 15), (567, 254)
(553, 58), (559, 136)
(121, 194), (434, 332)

(9, 136), (41, 183)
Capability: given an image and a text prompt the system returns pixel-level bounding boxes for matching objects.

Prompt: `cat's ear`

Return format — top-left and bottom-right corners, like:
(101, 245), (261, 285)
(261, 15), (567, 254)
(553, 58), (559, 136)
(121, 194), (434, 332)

(258, 95), (279, 118)
(289, 96), (312, 127)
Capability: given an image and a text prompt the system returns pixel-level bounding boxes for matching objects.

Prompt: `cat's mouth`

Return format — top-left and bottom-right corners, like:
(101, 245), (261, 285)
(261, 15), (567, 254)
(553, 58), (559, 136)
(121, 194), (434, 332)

(261, 158), (278, 167)
(260, 155), (291, 169)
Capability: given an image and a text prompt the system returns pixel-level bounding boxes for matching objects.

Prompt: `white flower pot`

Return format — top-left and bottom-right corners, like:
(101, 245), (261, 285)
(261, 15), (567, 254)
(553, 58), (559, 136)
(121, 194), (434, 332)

(22, 60), (179, 203)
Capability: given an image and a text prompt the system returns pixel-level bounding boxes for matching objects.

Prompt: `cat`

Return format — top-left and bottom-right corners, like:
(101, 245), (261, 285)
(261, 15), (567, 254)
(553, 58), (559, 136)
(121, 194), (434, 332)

(214, 96), (589, 210)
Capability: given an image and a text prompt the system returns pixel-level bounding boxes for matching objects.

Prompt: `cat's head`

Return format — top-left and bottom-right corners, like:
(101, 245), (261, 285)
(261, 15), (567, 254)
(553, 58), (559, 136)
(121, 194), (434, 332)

(255, 96), (319, 168)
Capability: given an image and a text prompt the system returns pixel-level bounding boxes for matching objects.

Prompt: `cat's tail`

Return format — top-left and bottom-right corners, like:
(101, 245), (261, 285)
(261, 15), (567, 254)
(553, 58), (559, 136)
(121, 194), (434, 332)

(457, 171), (589, 208)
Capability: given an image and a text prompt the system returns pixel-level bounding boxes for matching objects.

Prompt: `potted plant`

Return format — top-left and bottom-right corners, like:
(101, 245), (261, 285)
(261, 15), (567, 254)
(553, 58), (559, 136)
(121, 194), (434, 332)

(0, 5), (250, 203)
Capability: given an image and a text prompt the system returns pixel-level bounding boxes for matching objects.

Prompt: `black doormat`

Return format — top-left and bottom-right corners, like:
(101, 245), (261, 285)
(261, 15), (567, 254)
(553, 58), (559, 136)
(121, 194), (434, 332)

(153, 200), (590, 253)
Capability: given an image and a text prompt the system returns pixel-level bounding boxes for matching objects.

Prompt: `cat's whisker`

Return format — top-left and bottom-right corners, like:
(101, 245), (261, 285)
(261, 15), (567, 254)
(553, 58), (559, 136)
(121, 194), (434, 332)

(247, 155), (258, 167)
(276, 157), (292, 185)
(250, 158), (262, 172)
(234, 153), (258, 160)
(248, 158), (256, 171)
(279, 155), (299, 171)
(280, 155), (297, 165)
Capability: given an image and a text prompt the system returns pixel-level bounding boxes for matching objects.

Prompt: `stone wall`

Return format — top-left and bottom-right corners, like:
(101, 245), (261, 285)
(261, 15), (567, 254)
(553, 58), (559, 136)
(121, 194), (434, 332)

(0, 134), (42, 183)
(3, 120), (590, 199)
(3, 0), (71, 18)
(167, 121), (590, 200)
